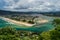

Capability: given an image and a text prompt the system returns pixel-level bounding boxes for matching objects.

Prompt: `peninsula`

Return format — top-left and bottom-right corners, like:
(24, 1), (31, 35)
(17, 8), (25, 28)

(2, 17), (49, 27)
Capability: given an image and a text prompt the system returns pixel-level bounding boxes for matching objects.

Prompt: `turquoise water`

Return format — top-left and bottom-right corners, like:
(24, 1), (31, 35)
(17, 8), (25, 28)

(0, 17), (54, 33)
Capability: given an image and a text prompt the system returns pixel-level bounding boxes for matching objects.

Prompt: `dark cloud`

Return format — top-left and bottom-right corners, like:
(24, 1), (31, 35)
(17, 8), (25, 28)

(0, 0), (60, 12)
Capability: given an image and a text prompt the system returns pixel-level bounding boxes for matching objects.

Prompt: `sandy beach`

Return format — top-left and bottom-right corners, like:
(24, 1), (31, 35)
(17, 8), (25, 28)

(2, 17), (35, 26)
(1, 17), (49, 26)
(37, 20), (49, 23)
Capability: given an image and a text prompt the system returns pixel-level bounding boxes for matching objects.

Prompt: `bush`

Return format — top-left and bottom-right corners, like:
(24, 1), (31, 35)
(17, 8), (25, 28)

(53, 19), (60, 24)
(22, 19), (26, 22)
(28, 21), (34, 24)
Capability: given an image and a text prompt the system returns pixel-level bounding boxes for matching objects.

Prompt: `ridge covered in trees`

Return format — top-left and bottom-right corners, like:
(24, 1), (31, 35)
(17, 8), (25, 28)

(0, 10), (60, 17)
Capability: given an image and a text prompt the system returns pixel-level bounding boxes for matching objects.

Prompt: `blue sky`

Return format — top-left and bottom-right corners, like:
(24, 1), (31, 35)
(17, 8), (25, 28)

(0, 0), (60, 12)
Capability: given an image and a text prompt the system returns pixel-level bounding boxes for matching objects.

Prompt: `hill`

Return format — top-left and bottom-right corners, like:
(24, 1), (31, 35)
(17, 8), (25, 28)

(0, 10), (60, 17)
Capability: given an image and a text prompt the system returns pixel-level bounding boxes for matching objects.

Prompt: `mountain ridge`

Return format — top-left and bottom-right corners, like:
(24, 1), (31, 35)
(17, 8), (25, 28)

(0, 10), (60, 17)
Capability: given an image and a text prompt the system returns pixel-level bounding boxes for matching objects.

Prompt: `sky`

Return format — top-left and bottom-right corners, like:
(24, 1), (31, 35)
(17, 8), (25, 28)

(0, 0), (60, 12)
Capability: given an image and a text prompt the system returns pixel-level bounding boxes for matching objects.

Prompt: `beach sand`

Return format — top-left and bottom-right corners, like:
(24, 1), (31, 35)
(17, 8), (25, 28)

(2, 17), (49, 27)
(2, 17), (35, 26)
(37, 20), (49, 23)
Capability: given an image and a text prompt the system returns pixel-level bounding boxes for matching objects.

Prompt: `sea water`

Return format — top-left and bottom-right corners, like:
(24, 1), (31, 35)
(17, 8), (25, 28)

(0, 15), (54, 33)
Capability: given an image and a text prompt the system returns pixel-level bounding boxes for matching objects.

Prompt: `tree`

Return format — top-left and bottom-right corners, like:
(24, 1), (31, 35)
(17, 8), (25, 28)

(41, 32), (51, 40)
(0, 27), (20, 40)
(22, 19), (26, 22)
(32, 16), (38, 22)
(53, 19), (60, 24)
(28, 20), (34, 24)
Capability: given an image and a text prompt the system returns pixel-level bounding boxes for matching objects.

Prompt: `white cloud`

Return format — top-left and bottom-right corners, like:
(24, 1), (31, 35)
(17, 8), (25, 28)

(1, 0), (60, 12)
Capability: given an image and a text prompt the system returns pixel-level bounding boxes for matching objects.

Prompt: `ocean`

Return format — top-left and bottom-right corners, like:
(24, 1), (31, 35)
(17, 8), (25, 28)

(0, 16), (54, 33)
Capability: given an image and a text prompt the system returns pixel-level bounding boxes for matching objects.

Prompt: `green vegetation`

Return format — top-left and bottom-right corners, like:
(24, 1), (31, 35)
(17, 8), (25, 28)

(41, 18), (60, 40)
(0, 27), (42, 40)
(0, 18), (60, 40)
(0, 27), (20, 40)
(53, 19), (60, 24)
(28, 20), (35, 24)
(22, 19), (26, 22)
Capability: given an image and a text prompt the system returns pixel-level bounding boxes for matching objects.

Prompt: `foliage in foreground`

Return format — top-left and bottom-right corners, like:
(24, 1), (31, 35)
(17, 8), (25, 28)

(0, 27), (20, 40)
(41, 18), (60, 40)
(0, 27), (42, 40)
(0, 19), (60, 40)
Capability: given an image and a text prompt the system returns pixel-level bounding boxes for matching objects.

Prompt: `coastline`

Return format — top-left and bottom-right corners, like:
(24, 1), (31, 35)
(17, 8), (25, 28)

(1, 17), (49, 27)
(2, 17), (35, 27)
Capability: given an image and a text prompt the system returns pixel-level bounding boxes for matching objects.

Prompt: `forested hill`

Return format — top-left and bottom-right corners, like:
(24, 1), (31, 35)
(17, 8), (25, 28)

(0, 10), (60, 16)
(40, 12), (60, 17)
(0, 10), (38, 15)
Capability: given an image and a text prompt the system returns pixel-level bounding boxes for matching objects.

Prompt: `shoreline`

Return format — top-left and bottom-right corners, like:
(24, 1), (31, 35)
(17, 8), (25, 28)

(2, 17), (35, 27)
(1, 17), (49, 27)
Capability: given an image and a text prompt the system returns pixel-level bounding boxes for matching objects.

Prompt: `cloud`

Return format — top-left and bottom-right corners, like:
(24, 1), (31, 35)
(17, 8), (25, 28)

(0, 0), (60, 12)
